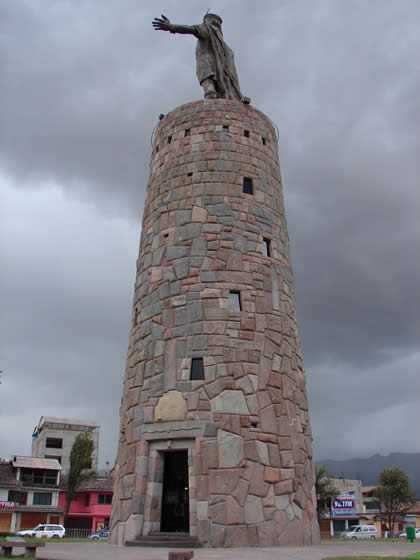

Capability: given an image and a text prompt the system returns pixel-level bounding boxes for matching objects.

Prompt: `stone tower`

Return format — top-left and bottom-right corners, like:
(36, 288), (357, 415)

(110, 99), (320, 547)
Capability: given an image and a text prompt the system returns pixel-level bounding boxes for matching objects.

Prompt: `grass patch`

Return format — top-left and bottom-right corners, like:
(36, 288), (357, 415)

(325, 557), (420, 560)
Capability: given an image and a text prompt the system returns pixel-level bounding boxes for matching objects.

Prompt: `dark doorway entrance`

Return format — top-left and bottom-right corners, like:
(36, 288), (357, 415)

(160, 450), (189, 533)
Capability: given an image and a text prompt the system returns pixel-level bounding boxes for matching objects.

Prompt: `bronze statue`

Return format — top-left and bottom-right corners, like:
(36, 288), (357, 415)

(153, 13), (250, 104)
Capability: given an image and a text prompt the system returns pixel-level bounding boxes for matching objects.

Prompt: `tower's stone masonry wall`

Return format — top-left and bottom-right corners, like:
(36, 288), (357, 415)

(110, 100), (319, 547)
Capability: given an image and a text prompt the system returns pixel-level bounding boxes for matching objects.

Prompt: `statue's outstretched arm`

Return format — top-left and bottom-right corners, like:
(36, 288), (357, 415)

(152, 15), (200, 37)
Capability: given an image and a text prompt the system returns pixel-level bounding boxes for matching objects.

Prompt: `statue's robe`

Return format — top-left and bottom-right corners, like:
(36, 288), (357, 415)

(170, 21), (243, 101)
(194, 21), (242, 101)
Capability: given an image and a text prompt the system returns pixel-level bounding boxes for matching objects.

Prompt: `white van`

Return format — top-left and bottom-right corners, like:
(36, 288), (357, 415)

(342, 525), (378, 539)
(18, 524), (66, 539)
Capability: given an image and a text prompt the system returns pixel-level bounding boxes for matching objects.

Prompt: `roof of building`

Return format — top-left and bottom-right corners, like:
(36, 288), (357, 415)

(36, 416), (97, 429)
(0, 462), (19, 487)
(0, 504), (63, 513)
(76, 477), (113, 491)
(59, 475), (113, 492)
(362, 485), (378, 494)
(12, 456), (62, 470)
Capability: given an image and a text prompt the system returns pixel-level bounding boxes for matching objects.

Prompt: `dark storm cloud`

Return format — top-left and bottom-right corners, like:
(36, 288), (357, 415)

(1, 0), (419, 464)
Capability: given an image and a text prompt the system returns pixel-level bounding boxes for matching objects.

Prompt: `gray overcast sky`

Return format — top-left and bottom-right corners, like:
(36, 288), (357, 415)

(1, 0), (419, 469)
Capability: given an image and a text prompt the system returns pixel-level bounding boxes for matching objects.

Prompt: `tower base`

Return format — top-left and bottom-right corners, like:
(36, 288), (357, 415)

(110, 99), (320, 547)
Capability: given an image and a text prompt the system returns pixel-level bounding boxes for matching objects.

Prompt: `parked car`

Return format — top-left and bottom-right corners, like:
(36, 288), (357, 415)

(89, 529), (109, 540)
(398, 528), (420, 539)
(342, 525), (378, 539)
(18, 524), (66, 538)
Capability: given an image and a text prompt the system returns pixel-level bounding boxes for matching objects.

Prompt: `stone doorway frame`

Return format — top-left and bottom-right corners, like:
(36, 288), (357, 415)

(143, 439), (197, 536)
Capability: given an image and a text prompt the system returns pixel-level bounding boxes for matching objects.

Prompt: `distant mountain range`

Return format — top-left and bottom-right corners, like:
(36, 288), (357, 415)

(320, 452), (420, 498)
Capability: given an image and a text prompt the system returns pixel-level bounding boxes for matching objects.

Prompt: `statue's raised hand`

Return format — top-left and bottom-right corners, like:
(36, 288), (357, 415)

(152, 15), (172, 32)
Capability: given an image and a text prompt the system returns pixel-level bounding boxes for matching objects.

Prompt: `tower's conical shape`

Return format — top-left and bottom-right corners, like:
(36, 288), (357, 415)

(110, 100), (320, 547)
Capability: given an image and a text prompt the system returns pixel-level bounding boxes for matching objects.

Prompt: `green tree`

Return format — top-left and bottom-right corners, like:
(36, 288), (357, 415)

(315, 465), (339, 521)
(376, 466), (416, 537)
(64, 431), (95, 522)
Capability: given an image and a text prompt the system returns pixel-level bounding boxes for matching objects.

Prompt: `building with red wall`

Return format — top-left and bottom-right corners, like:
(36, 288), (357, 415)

(58, 476), (112, 533)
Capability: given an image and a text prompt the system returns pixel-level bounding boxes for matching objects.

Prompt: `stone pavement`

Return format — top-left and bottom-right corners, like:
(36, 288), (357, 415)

(36, 541), (420, 560)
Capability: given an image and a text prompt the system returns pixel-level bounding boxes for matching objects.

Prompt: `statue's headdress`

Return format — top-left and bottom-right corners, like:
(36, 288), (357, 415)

(203, 11), (223, 25)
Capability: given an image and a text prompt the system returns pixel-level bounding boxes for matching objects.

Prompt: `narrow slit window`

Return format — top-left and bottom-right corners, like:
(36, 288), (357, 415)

(155, 145), (159, 153)
(190, 358), (205, 380)
(243, 177), (253, 195)
(184, 129), (190, 137)
(262, 137), (266, 145)
(228, 290), (241, 311)
(167, 135), (172, 144)
(244, 129), (250, 137)
(263, 238), (271, 257)
(188, 172), (193, 176)
(223, 125), (229, 132)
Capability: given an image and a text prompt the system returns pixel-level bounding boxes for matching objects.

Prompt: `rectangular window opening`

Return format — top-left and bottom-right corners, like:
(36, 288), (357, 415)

(184, 129), (190, 137)
(98, 494), (112, 505)
(167, 135), (172, 144)
(33, 492), (52, 506)
(46, 438), (63, 449)
(156, 145), (159, 153)
(223, 125), (229, 132)
(84, 494), (90, 507)
(190, 358), (205, 380)
(244, 129), (250, 137)
(262, 137), (266, 145)
(8, 490), (18, 502)
(228, 290), (241, 311)
(263, 238), (271, 257)
(187, 172), (193, 176)
(243, 177), (253, 195)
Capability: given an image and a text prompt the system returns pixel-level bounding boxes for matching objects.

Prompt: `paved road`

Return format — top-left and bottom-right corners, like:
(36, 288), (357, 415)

(36, 541), (420, 560)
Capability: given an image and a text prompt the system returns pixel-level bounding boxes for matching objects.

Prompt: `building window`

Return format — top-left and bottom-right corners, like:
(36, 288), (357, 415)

(190, 358), (205, 380)
(223, 125), (229, 132)
(21, 468), (57, 485)
(228, 291), (241, 311)
(244, 129), (250, 137)
(263, 238), (271, 257)
(46, 437), (62, 449)
(33, 492), (52, 506)
(243, 177), (253, 195)
(262, 137), (266, 145)
(184, 129), (190, 137)
(98, 494), (112, 505)
(167, 135), (172, 144)
(8, 490), (18, 502)
(84, 494), (90, 507)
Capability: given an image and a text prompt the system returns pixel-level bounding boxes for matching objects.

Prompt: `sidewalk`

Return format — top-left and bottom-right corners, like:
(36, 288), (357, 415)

(36, 540), (420, 560)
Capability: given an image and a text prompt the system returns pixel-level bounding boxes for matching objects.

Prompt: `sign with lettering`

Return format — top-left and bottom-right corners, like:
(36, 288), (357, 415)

(331, 492), (356, 517)
(0, 501), (16, 508)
